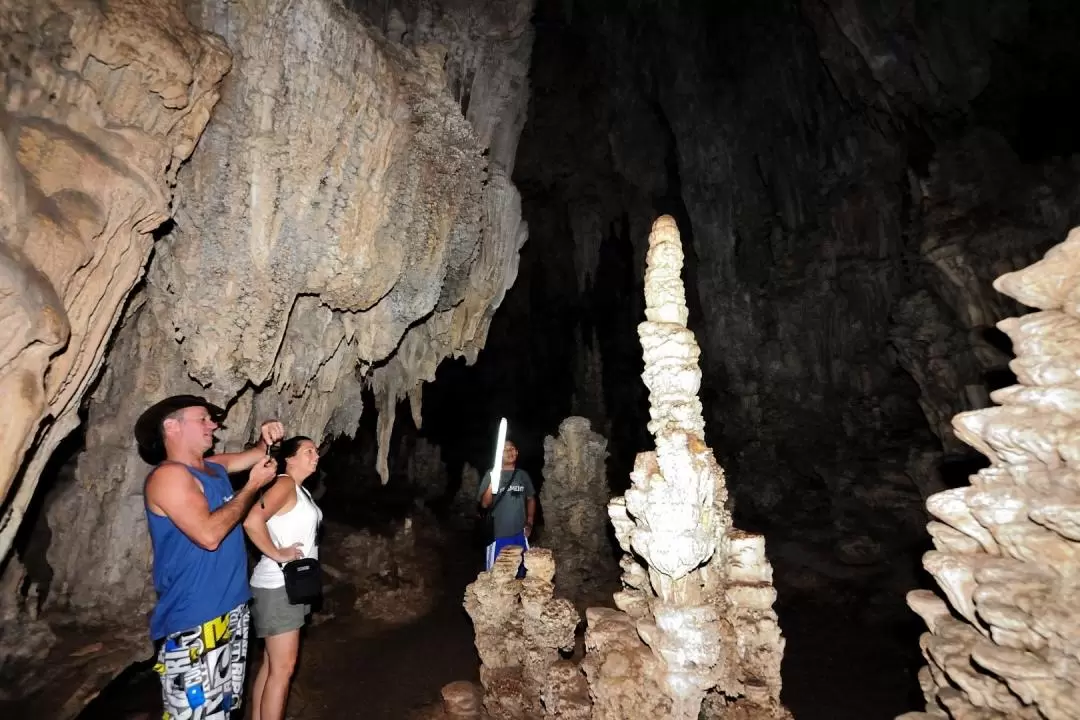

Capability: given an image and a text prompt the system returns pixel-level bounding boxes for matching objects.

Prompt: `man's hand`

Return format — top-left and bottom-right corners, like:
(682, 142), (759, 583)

(260, 420), (285, 447)
(247, 456), (277, 489)
(524, 522), (533, 538)
(208, 421), (286, 474)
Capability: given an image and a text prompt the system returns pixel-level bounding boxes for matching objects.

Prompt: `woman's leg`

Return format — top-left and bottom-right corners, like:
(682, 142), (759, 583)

(250, 645), (270, 720)
(259, 629), (300, 720)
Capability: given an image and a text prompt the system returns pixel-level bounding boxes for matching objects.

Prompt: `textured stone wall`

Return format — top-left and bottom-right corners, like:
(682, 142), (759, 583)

(491, 0), (1080, 598)
(0, 0), (229, 566)
(37, 0), (535, 625)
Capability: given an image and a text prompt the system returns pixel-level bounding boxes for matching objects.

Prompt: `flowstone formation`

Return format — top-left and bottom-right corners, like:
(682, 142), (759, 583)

(900, 227), (1080, 720)
(540, 416), (618, 609)
(31, 0), (534, 630)
(464, 547), (582, 720)
(0, 0), (229, 565)
(595, 215), (788, 719)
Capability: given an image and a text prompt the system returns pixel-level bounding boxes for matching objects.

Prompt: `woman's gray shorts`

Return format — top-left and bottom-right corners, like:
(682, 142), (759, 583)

(251, 585), (310, 638)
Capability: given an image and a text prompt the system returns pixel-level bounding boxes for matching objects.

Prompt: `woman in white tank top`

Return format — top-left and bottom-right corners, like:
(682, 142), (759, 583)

(242, 436), (323, 720)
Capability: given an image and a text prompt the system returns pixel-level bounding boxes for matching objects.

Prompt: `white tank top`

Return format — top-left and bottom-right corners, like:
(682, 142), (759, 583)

(250, 480), (323, 589)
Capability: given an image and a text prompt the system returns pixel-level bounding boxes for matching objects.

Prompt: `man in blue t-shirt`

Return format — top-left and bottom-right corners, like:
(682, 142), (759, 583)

(136, 395), (284, 719)
(477, 440), (536, 574)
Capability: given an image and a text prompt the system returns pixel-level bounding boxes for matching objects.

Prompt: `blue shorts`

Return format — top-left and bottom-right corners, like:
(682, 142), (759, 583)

(484, 532), (529, 577)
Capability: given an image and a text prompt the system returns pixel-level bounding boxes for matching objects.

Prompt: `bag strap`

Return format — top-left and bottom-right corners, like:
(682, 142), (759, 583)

(488, 469), (519, 512)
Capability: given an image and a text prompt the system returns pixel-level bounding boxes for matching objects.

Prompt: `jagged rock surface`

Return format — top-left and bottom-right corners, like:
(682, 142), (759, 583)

(539, 416), (617, 609)
(463, 547), (580, 719)
(325, 517), (442, 625)
(35, 0), (534, 627)
(452, 462), (483, 526)
(900, 227), (1080, 720)
(580, 607), (670, 720)
(0, 0), (229, 567)
(406, 437), (452, 504)
(599, 216), (788, 720)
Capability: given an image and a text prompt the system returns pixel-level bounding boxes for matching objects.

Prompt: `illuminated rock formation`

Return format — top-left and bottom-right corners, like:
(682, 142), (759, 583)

(901, 227), (1080, 720)
(594, 215), (789, 719)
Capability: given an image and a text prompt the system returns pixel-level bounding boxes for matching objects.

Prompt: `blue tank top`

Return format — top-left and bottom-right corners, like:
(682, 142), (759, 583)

(146, 461), (251, 639)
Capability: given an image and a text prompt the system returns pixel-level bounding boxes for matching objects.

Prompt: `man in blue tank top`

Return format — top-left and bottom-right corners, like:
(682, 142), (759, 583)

(136, 394), (284, 719)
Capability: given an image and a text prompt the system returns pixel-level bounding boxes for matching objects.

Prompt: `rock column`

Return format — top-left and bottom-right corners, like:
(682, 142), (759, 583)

(540, 416), (617, 608)
(599, 215), (788, 719)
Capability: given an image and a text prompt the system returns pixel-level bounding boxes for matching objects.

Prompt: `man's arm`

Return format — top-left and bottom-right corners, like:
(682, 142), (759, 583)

(147, 459), (275, 551)
(208, 421), (285, 474)
(525, 497), (537, 537)
(524, 471), (536, 536)
(208, 442), (268, 475)
(477, 472), (493, 509)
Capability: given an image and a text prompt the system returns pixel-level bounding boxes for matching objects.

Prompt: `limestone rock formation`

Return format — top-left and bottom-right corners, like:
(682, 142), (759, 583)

(32, 0), (534, 628)
(580, 607), (670, 720)
(327, 517), (442, 625)
(441, 680), (484, 719)
(452, 462), (483, 526)
(0, 0), (229, 565)
(539, 416), (617, 609)
(597, 216), (788, 719)
(407, 437), (452, 504)
(464, 547), (581, 719)
(900, 226), (1080, 720)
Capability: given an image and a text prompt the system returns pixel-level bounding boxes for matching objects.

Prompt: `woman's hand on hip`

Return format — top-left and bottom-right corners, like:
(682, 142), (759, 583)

(274, 542), (304, 563)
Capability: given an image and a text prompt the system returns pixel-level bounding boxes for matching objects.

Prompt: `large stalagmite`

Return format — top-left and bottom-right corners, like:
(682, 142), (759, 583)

(900, 226), (1080, 720)
(593, 215), (788, 719)
(460, 215), (788, 719)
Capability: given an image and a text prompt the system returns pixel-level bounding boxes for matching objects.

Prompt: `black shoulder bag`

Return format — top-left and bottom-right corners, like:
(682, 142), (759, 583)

(479, 469), (518, 545)
(280, 485), (322, 605)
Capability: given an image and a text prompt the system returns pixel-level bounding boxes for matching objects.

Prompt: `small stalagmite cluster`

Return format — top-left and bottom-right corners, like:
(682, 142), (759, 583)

(901, 227), (1080, 720)
(463, 547), (582, 719)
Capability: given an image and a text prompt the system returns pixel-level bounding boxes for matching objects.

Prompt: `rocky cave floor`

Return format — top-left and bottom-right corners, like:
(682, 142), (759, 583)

(64, 517), (924, 720)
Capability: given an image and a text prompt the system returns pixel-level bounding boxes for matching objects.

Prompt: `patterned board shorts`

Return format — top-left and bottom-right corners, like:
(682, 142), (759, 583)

(154, 603), (250, 720)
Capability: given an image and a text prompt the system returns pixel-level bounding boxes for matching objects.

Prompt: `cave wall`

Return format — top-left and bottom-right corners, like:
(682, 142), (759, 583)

(31, 0), (535, 625)
(433, 0), (1080, 586)
(0, 0), (230, 567)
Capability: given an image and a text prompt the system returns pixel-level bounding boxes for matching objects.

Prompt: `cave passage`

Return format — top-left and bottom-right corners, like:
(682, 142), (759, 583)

(5, 0), (1080, 719)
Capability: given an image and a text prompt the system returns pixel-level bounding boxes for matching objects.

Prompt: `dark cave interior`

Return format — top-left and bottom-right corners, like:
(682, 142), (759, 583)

(7, 0), (1080, 718)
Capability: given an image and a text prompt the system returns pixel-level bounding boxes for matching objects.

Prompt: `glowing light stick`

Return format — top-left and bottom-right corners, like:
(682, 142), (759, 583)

(490, 418), (508, 493)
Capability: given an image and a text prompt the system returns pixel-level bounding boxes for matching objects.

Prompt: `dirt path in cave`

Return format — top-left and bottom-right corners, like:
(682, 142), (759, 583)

(286, 531), (482, 719)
